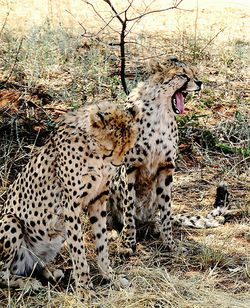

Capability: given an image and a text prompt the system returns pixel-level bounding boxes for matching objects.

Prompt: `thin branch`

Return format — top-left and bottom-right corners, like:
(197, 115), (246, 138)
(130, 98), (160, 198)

(193, 0), (199, 60)
(125, 0), (153, 35)
(127, 0), (152, 18)
(0, 11), (9, 38)
(4, 37), (24, 84)
(127, 0), (185, 21)
(103, 0), (124, 24)
(199, 27), (226, 54)
(66, 8), (118, 39)
(84, 0), (120, 34)
(125, 17), (140, 37)
(124, 41), (147, 48)
(226, 156), (250, 176)
(65, 10), (87, 34)
(85, 0), (107, 24)
(94, 4), (139, 37)
(124, 0), (133, 20)
(94, 15), (120, 36)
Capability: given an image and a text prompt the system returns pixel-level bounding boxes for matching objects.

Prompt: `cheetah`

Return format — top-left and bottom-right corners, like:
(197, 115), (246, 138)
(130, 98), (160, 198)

(108, 58), (231, 251)
(0, 101), (140, 291)
(108, 57), (210, 251)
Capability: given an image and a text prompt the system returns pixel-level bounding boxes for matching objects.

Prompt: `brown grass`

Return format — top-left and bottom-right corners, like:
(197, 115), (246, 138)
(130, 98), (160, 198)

(0, 0), (249, 307)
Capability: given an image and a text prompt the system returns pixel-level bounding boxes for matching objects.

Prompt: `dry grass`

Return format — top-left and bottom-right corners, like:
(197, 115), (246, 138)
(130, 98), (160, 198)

(0, 0), (250, 307)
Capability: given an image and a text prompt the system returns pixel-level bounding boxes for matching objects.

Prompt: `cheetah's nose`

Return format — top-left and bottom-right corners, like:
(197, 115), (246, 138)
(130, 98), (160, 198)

(195, 80), (203, 90)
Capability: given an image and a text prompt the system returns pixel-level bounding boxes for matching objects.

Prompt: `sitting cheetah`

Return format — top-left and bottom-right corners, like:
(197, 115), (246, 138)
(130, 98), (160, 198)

(0, 101), (140, 291)
(108, 57), (205, 251)
(108, 58), (231, 251)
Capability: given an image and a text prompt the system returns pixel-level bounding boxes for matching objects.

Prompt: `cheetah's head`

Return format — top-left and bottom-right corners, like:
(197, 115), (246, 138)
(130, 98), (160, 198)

(148, 56), (202, 114)
(90, 101), (141, 166)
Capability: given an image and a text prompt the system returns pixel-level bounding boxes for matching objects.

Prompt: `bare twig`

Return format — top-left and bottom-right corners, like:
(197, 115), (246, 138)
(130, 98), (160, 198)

(127, 0), (185, 21)
(103, 0), (124, 24)
(199, 28), (226, 54)
(94, 15), (119, 36)
(65, 10), (87, 34)
(4, 37), (24, 84)
(226, 156), (250, 176)
(0, 11), (9, 38)
(43, 106), (68, 113)
(193, 0), (199, 60)
(84, 0), (120, 34)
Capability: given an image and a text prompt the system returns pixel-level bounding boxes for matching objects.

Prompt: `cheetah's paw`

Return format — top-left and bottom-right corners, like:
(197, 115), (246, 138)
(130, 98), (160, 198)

(18, 278), (43, 292)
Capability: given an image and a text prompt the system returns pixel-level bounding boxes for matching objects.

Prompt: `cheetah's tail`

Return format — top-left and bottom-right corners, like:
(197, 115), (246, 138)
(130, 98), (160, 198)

(172, 182), (230, 228)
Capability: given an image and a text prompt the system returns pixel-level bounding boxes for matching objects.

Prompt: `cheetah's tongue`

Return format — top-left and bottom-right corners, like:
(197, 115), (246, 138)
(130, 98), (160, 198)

(174, 92), (185, 114)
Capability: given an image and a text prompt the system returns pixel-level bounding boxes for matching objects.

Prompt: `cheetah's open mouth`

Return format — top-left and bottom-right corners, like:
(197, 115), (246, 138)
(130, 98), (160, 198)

(172, 91), (188, 114)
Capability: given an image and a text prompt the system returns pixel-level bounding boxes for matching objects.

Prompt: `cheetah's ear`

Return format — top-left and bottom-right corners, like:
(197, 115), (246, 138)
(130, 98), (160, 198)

(125, 102), (142, 121)
(168, 55), (179, 63)
(167, 56), (187, 68)
(147, 59), (165, 75)
(90, 111), (106, 129)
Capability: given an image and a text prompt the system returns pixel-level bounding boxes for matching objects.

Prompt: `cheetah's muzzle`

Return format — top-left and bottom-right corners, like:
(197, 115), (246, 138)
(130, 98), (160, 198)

(172, 79), (202, 114)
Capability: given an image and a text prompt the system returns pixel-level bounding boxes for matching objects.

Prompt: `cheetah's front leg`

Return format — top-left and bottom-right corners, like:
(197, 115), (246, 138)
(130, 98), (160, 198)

(155, 164), (175, 250)
(88, 191), (112, 281)
(0, 213), (42, 290)
(63, 199), (92, 290)
(121, 170), (137, 252)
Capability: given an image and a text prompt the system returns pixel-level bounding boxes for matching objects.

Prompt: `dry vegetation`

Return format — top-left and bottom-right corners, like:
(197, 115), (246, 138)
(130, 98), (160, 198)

(0, 0), (249, 307)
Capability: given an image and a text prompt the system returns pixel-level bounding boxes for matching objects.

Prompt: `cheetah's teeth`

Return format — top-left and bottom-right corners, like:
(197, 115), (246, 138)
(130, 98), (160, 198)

(172, 98), (180, 114)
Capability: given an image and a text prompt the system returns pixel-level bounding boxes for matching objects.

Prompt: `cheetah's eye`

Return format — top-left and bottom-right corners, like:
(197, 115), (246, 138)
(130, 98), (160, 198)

(163, 80), (170, 85)
(175, 73), (190, 80)
(103, 149), (114, 159)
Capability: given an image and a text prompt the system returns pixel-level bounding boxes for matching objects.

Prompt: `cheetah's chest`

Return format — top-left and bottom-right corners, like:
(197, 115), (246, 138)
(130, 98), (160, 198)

(136, 113), (178, 170)
(131, 110), (178, 221)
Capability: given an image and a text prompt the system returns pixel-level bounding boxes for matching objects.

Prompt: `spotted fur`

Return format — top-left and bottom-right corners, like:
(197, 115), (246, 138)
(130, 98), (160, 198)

(108, 57), (205, 251)
(109, 170), (230, 234)
(172, 182), (230, 228)
(0, 101), (140, 291)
